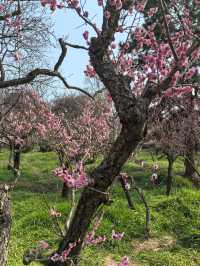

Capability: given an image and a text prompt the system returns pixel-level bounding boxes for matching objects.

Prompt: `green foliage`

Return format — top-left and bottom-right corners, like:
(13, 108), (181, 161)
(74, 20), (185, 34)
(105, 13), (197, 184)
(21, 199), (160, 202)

(0, 150), (199, 265)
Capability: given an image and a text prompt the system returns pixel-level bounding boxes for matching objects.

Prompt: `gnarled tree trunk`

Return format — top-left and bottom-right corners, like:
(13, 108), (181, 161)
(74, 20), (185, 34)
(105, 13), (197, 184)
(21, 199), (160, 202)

(0, 185), (11, 266)
(48, 122), (146, 266)
(43, 1), (178, 264)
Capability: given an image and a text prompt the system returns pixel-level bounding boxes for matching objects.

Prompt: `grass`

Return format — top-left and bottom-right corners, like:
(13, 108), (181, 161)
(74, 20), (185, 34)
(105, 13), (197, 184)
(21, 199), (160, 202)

(0, 149), (199, 265)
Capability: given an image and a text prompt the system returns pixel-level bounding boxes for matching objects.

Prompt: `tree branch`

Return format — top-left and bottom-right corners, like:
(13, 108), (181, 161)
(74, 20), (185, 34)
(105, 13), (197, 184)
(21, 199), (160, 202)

(64, 42), (88, 51)
(54, 38), (67, 72)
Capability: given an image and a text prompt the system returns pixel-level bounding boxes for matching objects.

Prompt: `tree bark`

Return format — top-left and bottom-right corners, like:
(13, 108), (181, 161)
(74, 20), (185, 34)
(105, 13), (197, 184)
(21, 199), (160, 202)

(61, 183), (72, 199)
(13, 143), (21, 179)
(184, 151), (198, 180)
(0, 185), (11, 266)
(166, 155), (175, 196)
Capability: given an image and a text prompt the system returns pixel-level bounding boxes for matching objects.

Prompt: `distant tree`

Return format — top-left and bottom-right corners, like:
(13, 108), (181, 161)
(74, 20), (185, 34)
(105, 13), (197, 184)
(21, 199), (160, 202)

(149, 90), (200, 194)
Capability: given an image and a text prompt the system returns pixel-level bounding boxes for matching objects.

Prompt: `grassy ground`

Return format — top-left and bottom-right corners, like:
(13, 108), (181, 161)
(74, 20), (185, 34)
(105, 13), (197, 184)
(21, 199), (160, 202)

(0, 150), (199, 266)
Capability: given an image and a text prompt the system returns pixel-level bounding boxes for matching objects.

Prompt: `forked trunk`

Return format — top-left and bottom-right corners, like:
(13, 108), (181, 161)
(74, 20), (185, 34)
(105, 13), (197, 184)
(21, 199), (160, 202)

(0, 185), (11, 266)
(47, 124), (145, 266)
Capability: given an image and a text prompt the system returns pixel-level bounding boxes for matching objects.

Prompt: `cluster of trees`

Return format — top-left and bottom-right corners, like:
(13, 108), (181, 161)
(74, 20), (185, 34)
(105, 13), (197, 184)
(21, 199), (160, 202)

(0, 0), (199, 265)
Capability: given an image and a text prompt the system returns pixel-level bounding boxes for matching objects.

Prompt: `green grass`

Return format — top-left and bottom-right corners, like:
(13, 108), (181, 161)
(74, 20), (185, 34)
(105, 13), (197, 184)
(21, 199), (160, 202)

(0, 149), (199, 266)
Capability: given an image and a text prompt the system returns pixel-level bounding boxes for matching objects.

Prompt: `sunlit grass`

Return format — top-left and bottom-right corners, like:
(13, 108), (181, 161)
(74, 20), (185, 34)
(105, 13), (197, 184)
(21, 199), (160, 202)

(0, 149), (199, 265)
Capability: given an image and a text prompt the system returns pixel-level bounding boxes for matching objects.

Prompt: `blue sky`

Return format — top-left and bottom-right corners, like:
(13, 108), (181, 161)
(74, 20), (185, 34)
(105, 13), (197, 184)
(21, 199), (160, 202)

(50, 3), (102, 92)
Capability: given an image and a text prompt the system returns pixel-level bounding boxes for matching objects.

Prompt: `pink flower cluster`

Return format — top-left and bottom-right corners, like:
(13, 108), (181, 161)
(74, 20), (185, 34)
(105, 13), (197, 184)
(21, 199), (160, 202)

(51, 242), (77, 262)
(53, 162), (88, 189)
(119, 256), (130, 266)
(86, 233), (107, 245)
(40, 0), (58, 11)
(84, 65), (96, 77)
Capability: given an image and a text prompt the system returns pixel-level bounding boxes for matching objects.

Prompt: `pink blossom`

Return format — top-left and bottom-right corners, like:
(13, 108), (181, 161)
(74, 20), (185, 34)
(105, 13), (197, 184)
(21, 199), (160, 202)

(111, 43), (117, 49)
(119, 256), (130, 266)
(53, 162), (88, 189)
(104, 10), (111, 20)
(83, 30), (89, 40)
(0, 4), (5, 12)
(185, 67), (196, 79)
(84, 65), (96, 77)
(112, 230), (124, 241)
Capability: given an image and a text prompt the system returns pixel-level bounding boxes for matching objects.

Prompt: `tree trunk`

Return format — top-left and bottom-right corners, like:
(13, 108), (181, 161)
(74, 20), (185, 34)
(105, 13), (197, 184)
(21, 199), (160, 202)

(47, 123), (145, 266)
(166, 155), (175, 196)
(61, 183), (72, 200)
(119, 175), (135, 209)
(13, 143), (21, 179)
(0, 185), (11, 266)
(184, 151), (198, 180)
(7, 144), (13, 170)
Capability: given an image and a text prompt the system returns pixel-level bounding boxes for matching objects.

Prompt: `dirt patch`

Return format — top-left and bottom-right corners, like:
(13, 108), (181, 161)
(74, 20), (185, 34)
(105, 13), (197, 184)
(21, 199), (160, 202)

(104, 255), (140, 266)
(132, 235), (176, 253)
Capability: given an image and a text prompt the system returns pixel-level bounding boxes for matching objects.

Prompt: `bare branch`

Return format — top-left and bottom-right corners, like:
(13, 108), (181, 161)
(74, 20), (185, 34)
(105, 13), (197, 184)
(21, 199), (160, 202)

(54, 38), (67, 72)
(57, 73), (94, 100)
(64, 42), (88, 51)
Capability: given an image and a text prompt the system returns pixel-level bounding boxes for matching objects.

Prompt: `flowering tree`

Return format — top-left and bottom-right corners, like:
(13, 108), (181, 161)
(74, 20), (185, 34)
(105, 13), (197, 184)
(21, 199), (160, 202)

(51, 96), (112, 197)
(0, 0), (54, 86)
(0, 0), (199, 265)
(0, 88), (47, 177)
(149, 90), (200, 194)
(26, 1), (200, 265)
(27, 1), (200, 265)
